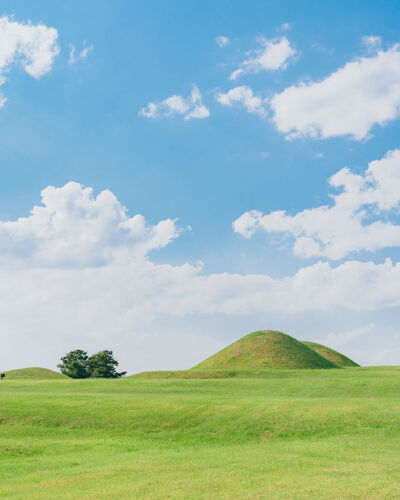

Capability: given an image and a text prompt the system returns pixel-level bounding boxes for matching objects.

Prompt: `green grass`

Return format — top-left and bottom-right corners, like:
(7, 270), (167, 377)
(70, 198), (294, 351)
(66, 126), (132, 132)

(3, 367), (66, 379)
(1, 366), (400, 498)
(133, 368), (294, 379)
(194, 330), (337, 370)
(303, 341), (359, 367)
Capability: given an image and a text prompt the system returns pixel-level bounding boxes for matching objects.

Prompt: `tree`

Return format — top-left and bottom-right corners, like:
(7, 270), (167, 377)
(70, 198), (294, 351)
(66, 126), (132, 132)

(87, 350), (127, 378)
(57, 349), (90, 379)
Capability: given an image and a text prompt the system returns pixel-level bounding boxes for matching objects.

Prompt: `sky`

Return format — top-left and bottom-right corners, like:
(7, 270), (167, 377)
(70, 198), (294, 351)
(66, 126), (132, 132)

(1, 0), (400, 373)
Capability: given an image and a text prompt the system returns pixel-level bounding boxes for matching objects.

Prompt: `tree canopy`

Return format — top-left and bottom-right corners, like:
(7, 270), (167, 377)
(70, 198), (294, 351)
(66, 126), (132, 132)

(57, 349), (90, 379)
(58, 350), (126, 379)
(88, 350), (127, 378)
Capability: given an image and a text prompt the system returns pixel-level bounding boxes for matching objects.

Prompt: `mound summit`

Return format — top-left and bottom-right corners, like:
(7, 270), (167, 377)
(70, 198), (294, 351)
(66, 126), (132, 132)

(194, 330), (357, 370)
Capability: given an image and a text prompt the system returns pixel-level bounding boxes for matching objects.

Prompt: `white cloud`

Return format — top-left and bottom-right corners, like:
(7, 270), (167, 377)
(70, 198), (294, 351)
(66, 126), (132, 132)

(216, 85), (267, 117)
(230, 36), (296, 80)
(271, 44), (400, 140)
(0, 184), (400, 317)
(362, 35), (382, 51)
(278, 23), (291, 32)
(216, 36), (230, 48)
(69, 42), (93, 65)
(139, 85), (210, 120)
(2, 186), (400, 316)
(2, 182), (400, 371)
(0, 182), (180, 267)
(0, 15), (59, 105)
(234, 150), (400, 260)
(1, 231), (400, 322)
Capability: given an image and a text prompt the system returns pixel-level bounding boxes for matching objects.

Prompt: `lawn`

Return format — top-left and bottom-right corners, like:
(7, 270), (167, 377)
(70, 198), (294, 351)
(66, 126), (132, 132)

(1, 367), (400, 499)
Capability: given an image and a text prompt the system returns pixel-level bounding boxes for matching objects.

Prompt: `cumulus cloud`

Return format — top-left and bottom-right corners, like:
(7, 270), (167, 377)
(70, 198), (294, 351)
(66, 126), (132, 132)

(0, 182), (180, 267)
(0, 15), (59, 105)
(216, 85), (267, 117)
(216, 36), (230, 48)
(230, 36), (296, 80)
(1, 183), (400, 315)
(270, 44), (400, 140)
(69, 42), (93, 65)
(233, 150), (400, 260)
(139, 85), (210, 120)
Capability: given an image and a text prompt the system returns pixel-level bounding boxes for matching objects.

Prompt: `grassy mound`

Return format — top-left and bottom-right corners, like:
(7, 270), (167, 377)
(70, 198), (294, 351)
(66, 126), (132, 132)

(302, 341), (359, 367)
(194, 330), (337, 370)
(2, 367), (66, 379)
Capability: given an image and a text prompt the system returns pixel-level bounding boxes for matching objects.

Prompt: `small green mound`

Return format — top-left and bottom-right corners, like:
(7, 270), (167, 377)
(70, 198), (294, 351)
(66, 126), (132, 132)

(302, 342), (359, 368)
(2, 367), (66, 380)
(194, 330), (337, 370)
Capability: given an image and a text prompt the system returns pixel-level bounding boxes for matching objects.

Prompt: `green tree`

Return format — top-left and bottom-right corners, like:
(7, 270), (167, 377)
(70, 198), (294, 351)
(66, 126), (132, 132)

(87, 350), (127, 378)
(57, 349), (89, 379)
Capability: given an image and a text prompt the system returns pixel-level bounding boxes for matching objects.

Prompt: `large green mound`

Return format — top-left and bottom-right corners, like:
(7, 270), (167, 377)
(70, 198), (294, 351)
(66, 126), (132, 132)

(194, 330), (337, 370)
(2, 367), (66, 380)
(302, 342), (359, 367)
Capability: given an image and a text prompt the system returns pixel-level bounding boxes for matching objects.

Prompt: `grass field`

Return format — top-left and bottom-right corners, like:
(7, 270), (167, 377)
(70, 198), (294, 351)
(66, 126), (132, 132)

(1, 367), (400, 499)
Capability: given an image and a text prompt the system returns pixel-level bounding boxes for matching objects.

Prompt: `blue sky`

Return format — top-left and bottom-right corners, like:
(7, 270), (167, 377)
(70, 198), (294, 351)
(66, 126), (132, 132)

(1, 1), (400, 372)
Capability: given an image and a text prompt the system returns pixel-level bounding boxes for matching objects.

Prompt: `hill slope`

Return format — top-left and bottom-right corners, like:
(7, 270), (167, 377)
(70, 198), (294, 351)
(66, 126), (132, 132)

(194, 330), (337, 370)
(2, 367), (66, 379)
(302, 342), (359, 367)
